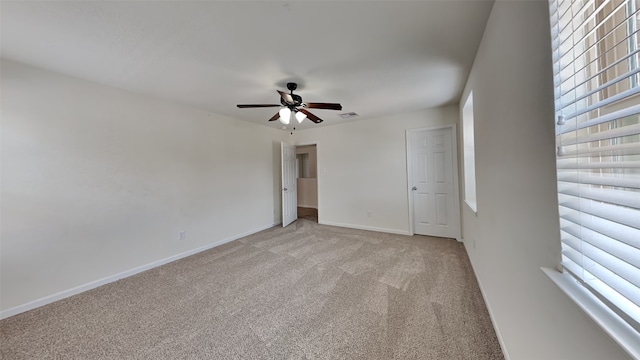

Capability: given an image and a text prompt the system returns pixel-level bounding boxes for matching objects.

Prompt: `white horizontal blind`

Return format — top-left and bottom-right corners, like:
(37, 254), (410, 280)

(549, 0), (640, 331)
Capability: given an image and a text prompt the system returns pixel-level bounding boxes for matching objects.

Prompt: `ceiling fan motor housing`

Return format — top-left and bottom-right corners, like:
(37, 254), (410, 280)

(280, 93), (303, 107)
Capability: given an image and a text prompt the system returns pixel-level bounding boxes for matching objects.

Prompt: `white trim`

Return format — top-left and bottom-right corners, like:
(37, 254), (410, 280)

(541, 267), (640, 359)
(464, 243), (512, 360)
(0, 222), (278, 320)
(406, 124), (462, 240)
(406, 130), (415, 235)
(318, 220), (411, 236)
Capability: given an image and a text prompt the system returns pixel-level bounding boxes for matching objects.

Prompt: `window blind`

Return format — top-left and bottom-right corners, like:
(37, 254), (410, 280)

(549, 0), (640, 331)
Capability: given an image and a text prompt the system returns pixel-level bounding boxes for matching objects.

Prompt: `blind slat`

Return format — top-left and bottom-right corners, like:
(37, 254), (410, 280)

(556, 22), (640, 88)
(578, 241), (640, 290)
(555, 11), (640, 86)
(557, 104), (640, 135)
(583, 65), (639, 101)
(557, 142), (640, 157)
(559, 210), (640, 249)
(561, 123), (640, 146)
(557, 173), (640, 189)
(555, 0), (615, 56)
(562, 253), (584, 277)
(559, 194), (640, 229)
(553, 1), (629, 63)
(563, 245), (585, 267)
(560, 228), (640, 269)
(584, 273), (640, 325)
(563, 86), (640, 121)
(557, 160), (640, 169)
(581, 258), (640, 307)
(558, 184), (640, 210)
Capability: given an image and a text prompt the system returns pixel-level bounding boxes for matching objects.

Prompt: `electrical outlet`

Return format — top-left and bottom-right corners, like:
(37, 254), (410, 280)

(367, 210), (372, 217)
(178, 230), (186, 240)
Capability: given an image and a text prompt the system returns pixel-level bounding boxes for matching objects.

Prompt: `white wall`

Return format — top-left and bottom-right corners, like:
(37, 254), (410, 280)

(1, 59), (287, 312)
(294, 107), (458, 234)
(459, 2), (630, 359)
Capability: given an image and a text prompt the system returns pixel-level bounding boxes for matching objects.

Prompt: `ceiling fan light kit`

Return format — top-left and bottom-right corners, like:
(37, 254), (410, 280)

(279, 108), (291, 125)
(295, 111), (307, 123)
(237, 82), (342, 126)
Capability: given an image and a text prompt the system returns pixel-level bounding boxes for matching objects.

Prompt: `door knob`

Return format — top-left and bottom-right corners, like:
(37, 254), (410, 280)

(412, 186), (417, 191)
(283, 187), (288, 191)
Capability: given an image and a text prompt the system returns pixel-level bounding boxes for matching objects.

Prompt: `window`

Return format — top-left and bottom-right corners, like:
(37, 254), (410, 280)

(549, 0), (640, 338)
(462, 92), (478, 213)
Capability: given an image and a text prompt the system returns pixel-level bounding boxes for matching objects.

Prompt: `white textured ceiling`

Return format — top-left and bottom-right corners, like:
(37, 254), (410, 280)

(1, 1), (494, 130)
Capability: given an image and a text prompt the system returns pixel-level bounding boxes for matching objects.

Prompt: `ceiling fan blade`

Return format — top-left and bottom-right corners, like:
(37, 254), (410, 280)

(237, 104), (280, 108)
(305, 102), (343, 111)
(277, 90), (294, 104)
(299, 108), (323, 124)
(268, 112), (280, 122)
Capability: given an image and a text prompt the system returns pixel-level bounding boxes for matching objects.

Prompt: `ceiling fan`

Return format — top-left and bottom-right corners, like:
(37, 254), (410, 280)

(237, 82), (342, 124)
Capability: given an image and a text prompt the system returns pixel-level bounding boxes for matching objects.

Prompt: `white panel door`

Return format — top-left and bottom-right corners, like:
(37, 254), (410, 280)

(281, 142), (297, 227)
(409, 127), (458, 238)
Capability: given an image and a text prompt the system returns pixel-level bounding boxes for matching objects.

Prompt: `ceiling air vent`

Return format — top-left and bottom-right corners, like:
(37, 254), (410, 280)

(339, 112), (359, 119)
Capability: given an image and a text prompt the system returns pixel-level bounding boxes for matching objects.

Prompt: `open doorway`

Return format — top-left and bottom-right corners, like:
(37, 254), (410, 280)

(296, 144), (318, 222)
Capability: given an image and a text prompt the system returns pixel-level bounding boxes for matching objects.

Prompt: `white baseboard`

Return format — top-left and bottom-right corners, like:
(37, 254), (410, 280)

(318, 220), (411, 236)
(0, 222), (278, 320)
(297, 205), (318, 209)
(463, 243), (512, 360)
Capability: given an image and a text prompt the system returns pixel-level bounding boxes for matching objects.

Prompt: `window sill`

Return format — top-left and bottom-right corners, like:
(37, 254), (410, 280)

(541, 267), (640, 359)
(464, 199), (477, 214)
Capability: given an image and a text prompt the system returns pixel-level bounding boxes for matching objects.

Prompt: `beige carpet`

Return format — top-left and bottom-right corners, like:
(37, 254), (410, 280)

(0, 219), (503, 359)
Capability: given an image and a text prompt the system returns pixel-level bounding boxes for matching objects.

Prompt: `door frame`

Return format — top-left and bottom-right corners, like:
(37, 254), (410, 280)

(281, 142), (298, 227)
(294, 141), (320, 222)
(406, 124), (462, 241)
